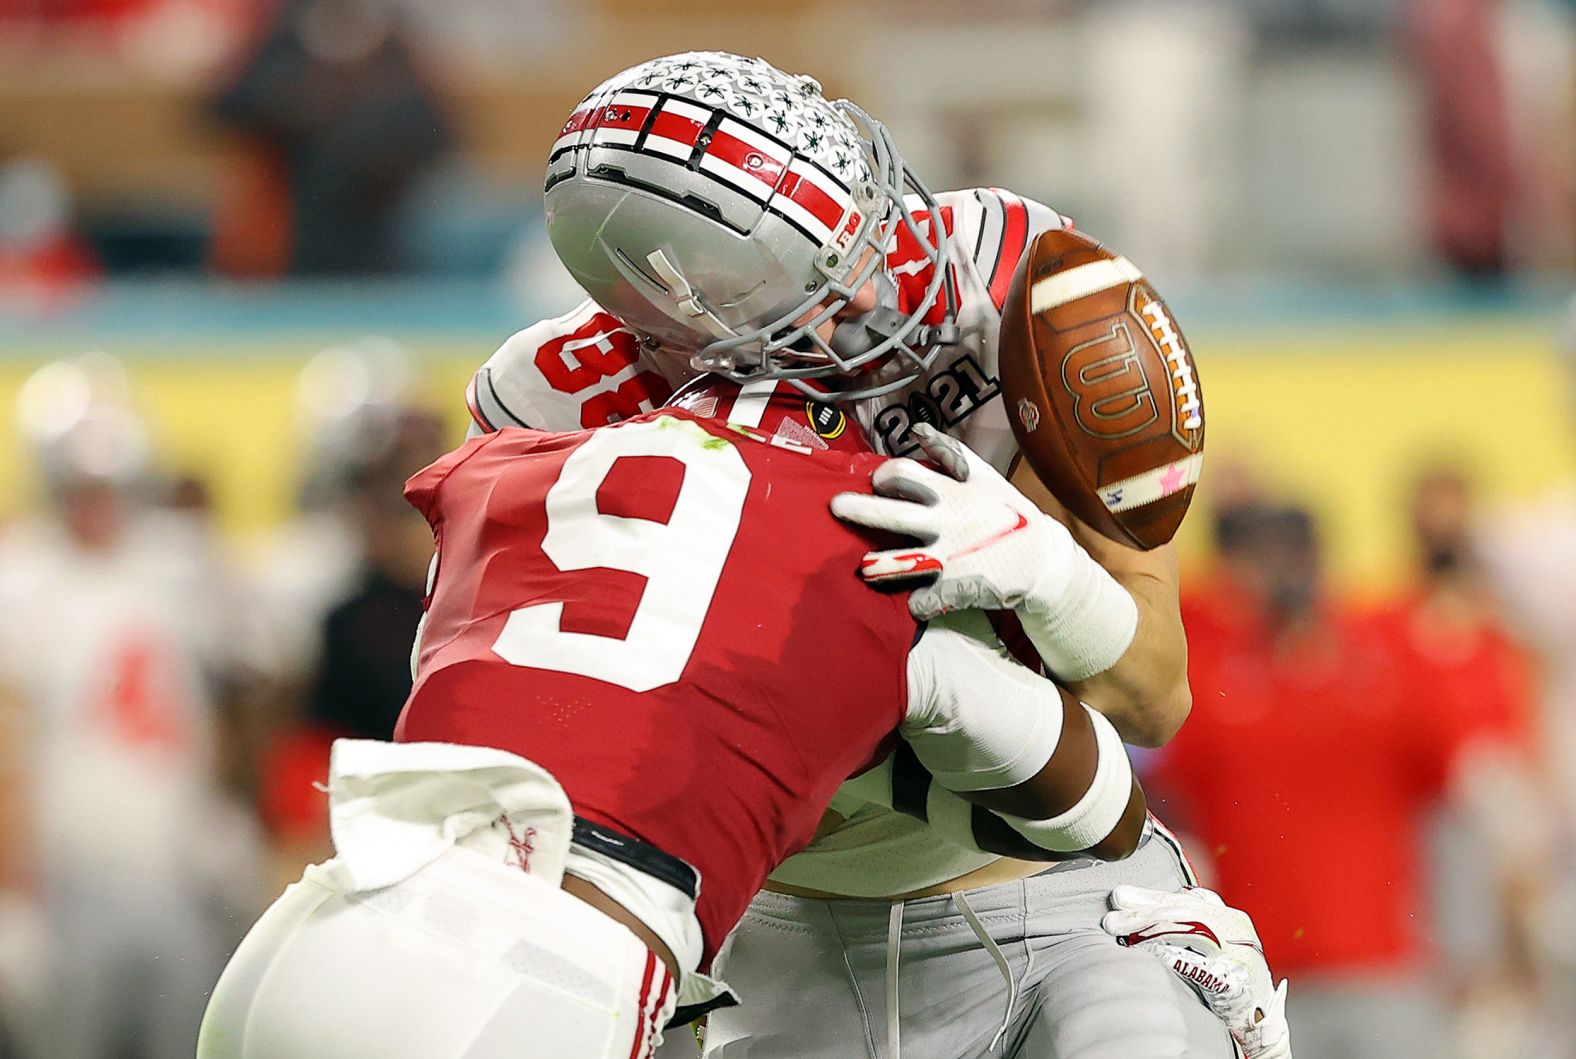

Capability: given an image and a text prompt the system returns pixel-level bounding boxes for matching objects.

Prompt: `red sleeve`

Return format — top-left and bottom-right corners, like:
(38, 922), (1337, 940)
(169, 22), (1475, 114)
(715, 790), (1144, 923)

(972, 188), (1069, 311)
(983, 189), (1030, 310)
(403, 431), (511, 523)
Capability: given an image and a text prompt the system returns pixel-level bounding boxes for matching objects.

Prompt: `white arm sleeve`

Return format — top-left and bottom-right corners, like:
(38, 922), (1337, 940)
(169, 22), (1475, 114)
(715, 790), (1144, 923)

(903, 624), (1063, 792)
(995, 705), (1131, 851)
(903, 618), (1136, 856)
(1019, 546), (1139, 682)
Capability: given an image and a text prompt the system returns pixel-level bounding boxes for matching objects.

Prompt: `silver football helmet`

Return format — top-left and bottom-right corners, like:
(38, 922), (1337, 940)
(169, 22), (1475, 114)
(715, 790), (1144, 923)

(544, 51), (959, 401)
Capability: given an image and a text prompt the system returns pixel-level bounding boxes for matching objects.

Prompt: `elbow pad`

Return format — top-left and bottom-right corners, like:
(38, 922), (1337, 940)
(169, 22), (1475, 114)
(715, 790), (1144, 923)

(996, 705), (1132, 852)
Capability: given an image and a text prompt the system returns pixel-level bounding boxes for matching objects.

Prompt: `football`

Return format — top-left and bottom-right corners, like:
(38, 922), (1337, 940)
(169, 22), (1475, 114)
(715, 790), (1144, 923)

(998, 228), (1205, 550)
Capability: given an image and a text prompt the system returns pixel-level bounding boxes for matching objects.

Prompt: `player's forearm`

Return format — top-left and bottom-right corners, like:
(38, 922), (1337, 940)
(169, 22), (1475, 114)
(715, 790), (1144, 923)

(1007, 461), (1192, 747)
(1063, 568), (1191, 748)
(968, 776), (1146, 862)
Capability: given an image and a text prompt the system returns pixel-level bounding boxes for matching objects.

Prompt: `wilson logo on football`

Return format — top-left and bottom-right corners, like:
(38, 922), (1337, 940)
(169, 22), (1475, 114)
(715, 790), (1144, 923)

(1059, 323), (1160, 440)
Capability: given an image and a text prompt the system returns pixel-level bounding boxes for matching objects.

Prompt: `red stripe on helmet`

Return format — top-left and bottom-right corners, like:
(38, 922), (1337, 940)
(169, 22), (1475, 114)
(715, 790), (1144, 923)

(777, 167), (847, 235)
(591, 103), (654, 135)
(705, 127), (787, 191)
(558, 106), (595, 139)
(646, 108), (705, 149)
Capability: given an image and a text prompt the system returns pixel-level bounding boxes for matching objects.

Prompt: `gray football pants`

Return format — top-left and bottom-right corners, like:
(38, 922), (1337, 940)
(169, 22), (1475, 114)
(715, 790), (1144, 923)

(702, 832), (1235, 1059)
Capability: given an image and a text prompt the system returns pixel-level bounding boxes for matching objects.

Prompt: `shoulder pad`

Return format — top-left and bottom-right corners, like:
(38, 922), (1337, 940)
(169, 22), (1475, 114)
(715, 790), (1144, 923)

(964, 188), (1071, 310)
(466, 300), (681, 434)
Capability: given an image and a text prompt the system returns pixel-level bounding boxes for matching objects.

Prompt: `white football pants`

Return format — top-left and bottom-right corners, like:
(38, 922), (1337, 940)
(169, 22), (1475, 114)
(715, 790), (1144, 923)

(705, 830), (1232, 1058)
(198, 845), (677, 1059)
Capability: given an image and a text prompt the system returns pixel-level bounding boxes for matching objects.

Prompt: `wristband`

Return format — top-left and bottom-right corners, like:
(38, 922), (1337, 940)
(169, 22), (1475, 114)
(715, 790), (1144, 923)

(1018, 545), (1138, 681)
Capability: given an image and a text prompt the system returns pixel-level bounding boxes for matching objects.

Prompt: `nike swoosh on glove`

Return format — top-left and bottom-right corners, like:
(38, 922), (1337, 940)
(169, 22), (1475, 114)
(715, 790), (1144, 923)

(831, 424), (1138, 681)
(829, 423), (1077, 619)
(1102, 885), (1294, 1059)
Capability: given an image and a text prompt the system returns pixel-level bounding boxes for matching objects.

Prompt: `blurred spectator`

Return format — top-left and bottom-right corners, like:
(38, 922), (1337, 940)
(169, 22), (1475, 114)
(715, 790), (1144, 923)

(1481, 300), (1576, 825)
(1405, 0), (1517, 277)
(1362, 466), (1554, 1054)
(245, 337), (424, 683)
(1479, 295), (1576, 1031)
(1154, 496), (1535, 1059)
(307, 408), (443, 740)
(0, 0), (157, 25)
(245, 342), (444, 881)
(208, 0), (451, 276)
(0, 356), (251, 1059)
(254, 414), (441, 881)
(0, 155), (98, 310)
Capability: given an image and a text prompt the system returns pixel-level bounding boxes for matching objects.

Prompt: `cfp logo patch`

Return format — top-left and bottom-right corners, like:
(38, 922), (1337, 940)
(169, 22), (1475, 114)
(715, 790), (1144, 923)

(806, 400), (847, 440)
(873, 354), (1000, 456)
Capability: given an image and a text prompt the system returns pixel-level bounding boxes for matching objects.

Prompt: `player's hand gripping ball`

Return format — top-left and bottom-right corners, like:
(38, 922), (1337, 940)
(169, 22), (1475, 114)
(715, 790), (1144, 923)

(998, 229), (1205, 549)
(1104, 885), (1294, 1059)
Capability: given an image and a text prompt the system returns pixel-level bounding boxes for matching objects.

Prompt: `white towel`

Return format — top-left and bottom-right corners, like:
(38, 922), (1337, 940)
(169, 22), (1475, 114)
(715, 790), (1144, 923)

(326, 739), (574, 893)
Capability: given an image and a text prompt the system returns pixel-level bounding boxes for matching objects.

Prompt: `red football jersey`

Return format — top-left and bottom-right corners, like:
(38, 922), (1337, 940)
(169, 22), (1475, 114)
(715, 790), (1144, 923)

(396, 409), (916, 961)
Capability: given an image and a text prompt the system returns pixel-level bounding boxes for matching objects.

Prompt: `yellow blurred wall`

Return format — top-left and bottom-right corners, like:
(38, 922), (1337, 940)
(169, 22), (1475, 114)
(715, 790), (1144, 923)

(1, 322), (1571, 591)
(0, 345), (480, 551)
(1171, 321), (1575, 592)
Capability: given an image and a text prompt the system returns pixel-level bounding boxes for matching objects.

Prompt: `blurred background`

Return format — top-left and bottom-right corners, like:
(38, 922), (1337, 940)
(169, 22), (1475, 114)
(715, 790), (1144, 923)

(0, 0), (1571, 1057)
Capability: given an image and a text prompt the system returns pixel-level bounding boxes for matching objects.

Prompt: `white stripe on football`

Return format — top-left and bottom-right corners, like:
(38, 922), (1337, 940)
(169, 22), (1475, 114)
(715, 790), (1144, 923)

(1030, 257), (1144, 313)
(1098, 453), (1206, 513)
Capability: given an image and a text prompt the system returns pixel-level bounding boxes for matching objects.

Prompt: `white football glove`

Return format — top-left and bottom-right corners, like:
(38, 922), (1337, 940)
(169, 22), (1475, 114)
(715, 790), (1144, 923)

(830, 424), (1138, 681)
(830, 423), (1071, 613)
(1102, 885), (1293, 1059)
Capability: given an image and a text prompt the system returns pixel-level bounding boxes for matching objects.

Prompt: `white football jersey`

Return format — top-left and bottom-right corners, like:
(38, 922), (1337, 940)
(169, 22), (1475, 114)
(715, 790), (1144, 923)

(0, 513), (230, 886)
(465, 187), (1071, 894)
(845, 188), (1066, 473)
